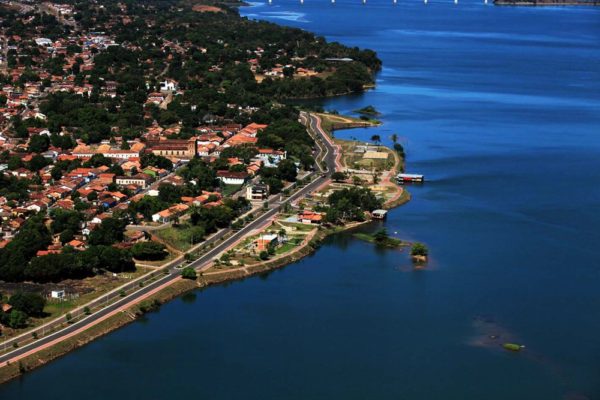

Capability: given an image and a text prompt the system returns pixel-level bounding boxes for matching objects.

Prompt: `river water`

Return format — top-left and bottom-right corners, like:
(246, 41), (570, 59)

(2, 1), (600, 399)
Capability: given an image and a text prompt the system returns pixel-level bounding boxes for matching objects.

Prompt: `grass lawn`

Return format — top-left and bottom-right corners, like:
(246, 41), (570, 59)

(316, 112), (380, 134)
(221, 184), (243, 197)
(43, 299), (76, 317)
(278, 221), (316, 232)
(134, 251), (178, 267)
(275, 240), (299, 255)
(153, 224), (203, 252)
(336, 139), (394, 171)
(353, 232), (404, 248)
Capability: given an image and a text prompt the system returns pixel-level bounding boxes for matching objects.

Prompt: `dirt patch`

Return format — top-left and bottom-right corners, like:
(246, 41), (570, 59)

(192, 5), (223, 12)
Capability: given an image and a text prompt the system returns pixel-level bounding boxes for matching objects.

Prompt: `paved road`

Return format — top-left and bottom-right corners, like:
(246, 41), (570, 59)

(302, 111), (338, 173)
(0, 113), (335, 364)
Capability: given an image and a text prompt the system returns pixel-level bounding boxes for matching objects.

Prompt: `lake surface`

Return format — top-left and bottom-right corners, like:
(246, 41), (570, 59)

(3, 1), (600, 399)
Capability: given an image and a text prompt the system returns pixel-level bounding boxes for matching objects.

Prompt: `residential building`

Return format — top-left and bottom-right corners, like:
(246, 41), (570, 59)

(246, 184), (269, 201)
(115, 174), (153, 189)
(146, 138), (196, 159)
(151, 203), (189, 223)
(217, 171), (248, 185)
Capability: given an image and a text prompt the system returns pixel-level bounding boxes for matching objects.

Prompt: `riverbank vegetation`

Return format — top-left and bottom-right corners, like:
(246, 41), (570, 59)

(411, 242), (429, 264)
(353, 105), (381, 116)
(322, 186), (382, 224)
(316, 112), (381, 134)
(0, 292), (46, 330)
(0, 215), (135, 283)
(354, 228), (404, 248)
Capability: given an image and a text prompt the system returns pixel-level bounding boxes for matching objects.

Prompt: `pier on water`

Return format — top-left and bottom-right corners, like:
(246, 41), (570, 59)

(396, 173), (425, 184)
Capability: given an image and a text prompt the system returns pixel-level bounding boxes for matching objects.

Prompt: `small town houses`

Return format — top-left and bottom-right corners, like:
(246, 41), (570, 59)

(151, 203), (189, 223)
(0, 5), (301, 260)
(0, 119), (280, 252)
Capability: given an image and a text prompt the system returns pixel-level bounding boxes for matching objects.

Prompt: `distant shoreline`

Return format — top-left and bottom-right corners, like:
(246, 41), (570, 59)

(494, 0), (600, 5)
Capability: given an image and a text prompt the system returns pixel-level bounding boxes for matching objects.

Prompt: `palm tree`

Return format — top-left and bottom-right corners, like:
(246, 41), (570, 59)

(391, 133), (398, 144)
(371, 134), (381, 145)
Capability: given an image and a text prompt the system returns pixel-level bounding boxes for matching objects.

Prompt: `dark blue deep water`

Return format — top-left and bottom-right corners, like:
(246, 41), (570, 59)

(3, 2), (600, 399)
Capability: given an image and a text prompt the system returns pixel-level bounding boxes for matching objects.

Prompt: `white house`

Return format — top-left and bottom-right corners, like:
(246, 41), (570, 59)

(216, 171), (248, 186)
(151, 204), (189, 223)
(255, 149), (286, 167)
(35, 38), (53, 47)
(160, 80), (178, 92)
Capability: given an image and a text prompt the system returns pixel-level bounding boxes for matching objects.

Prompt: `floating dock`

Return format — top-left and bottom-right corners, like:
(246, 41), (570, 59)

(372, 209), (388, 219)
(396, 173), (424, 184)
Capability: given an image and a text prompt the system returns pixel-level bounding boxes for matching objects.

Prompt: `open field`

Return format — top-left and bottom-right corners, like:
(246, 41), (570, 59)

(153, 224), (203, 252)
(0, 267), (151, 340)
(315, 112), (380, 134)
(336, 139), (396, 172)
(221, 184), (243, 197)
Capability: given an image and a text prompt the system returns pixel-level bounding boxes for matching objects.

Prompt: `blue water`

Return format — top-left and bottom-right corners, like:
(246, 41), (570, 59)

(3, 2), (600, 399)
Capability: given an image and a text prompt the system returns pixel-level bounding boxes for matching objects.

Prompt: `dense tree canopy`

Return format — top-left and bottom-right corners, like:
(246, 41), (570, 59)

(325, 187), (382, 224)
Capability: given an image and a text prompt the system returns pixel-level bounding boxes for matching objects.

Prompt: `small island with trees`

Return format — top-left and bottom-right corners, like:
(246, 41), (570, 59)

(353, 105), (381, 117)
(354, 228), (404, 248)
(410, 242), (429, 264)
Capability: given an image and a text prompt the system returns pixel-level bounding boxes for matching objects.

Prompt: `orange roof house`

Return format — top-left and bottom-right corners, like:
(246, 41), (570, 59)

(67, 239), (86, 250)
(151, 204), (189, 223)
(298, 211), (323, 224)
(225, 134), (258, 147)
